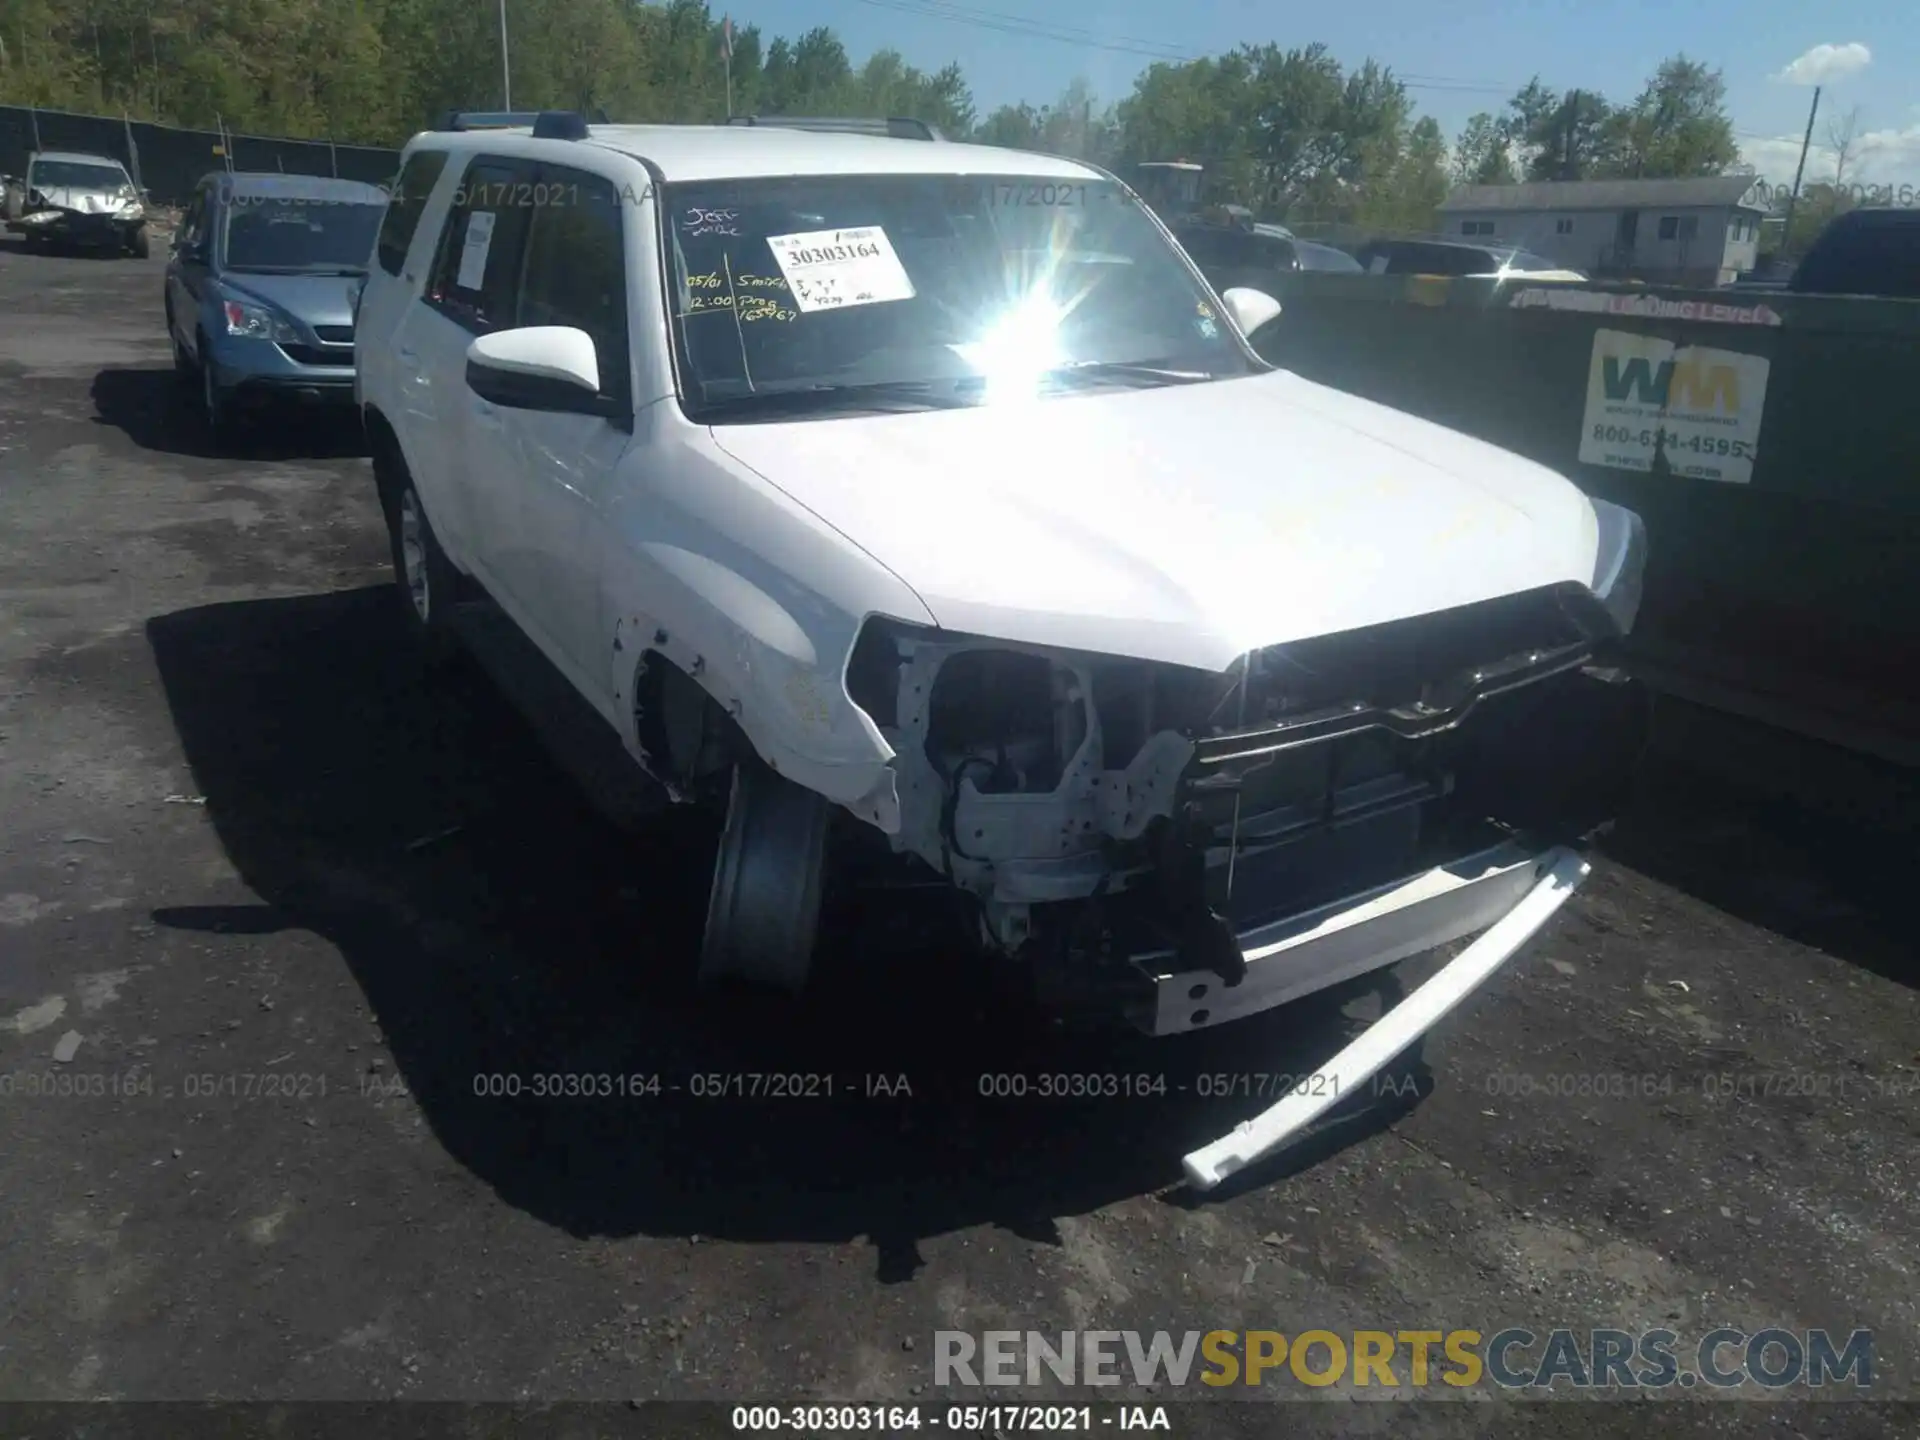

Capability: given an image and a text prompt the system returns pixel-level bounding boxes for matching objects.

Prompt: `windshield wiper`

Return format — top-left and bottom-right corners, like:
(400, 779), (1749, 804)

(694, 379), (982, 421)
(1042, 360), (1218, 387)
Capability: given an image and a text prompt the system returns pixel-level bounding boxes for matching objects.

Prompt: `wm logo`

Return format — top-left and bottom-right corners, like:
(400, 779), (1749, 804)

(1602, 357), (1740, 412)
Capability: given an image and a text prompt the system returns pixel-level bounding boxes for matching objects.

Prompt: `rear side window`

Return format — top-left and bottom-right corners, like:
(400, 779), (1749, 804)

(514, 169), (632, 407)
(376, 150), (449, 277)
(1260, 236), (1299, 270)
(425, 157), (534, 332)
(1361, 243), (1430, 273)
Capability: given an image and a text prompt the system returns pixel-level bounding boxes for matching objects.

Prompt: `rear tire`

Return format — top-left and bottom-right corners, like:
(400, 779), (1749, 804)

(698, 758), (830, 994)
(128, 227), (149, 259)
(386, 478), (463, 670)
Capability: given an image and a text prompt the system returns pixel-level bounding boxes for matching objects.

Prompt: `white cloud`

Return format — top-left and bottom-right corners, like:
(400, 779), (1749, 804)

(1772, 42), (1872, 85)
(1739, 122), (1920, 195)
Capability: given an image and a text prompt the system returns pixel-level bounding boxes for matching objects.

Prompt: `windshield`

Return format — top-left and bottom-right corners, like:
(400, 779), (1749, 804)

(221, 198), (384, 272)
(30, 159), (130, 193)
(661, 172), (1261, 419)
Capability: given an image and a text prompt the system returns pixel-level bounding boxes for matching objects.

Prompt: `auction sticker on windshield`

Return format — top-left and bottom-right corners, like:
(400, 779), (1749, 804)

(765, 226), (916, 313)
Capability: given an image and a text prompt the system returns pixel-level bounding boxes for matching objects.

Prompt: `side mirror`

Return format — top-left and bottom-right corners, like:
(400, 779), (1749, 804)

(465, 326), (612, 416)
(1220, 286), (1283, 339)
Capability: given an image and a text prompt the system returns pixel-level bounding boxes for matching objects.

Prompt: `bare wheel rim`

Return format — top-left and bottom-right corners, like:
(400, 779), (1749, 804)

(399, 490), (430, 623)
(699, 762), (829, 993)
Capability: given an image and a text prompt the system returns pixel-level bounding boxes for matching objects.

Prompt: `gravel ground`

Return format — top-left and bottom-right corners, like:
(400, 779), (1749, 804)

(1, 235), (1917, 1437)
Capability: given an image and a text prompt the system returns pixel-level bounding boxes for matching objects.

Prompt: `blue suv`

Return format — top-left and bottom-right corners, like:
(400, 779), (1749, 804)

(164, 172), (388, 442)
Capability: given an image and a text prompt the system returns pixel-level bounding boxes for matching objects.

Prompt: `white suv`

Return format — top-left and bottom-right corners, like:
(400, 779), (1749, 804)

(356, 112), (1649, 1187)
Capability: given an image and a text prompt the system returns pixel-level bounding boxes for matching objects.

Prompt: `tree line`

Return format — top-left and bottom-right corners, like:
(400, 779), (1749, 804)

(1, 0), (1745, 233)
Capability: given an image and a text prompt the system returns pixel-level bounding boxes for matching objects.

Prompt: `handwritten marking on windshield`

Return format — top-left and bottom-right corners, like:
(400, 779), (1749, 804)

(684, 294), (796, 323)
(683, 207), (741, 237)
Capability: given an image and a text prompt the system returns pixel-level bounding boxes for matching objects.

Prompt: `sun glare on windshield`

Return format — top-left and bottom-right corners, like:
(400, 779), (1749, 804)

(952, 291), (1068, 400)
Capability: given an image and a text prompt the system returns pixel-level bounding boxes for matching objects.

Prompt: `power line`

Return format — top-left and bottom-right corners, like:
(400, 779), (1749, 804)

(846, 0), (1188, 61)
(843, 0), (1519, 93)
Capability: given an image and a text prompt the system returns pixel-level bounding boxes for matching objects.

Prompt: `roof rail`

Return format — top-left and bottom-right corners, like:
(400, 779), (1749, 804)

(724, 115), (944, 141)
(432, 109), (591, 139)
(435, 110), (541, 131)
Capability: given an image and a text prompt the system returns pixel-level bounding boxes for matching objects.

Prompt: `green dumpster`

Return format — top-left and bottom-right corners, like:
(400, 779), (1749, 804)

(1258, 274), (1920, 765)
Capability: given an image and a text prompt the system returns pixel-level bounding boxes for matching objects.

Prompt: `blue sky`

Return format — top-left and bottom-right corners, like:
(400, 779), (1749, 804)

(741, 0), (1920, 188)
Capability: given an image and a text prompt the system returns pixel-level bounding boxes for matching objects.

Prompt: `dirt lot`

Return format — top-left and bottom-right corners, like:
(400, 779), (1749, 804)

(2, 235), (1917, 1436)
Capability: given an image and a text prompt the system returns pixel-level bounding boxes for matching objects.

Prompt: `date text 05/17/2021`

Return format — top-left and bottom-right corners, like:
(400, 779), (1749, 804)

(728, 1404), (1172, 1433)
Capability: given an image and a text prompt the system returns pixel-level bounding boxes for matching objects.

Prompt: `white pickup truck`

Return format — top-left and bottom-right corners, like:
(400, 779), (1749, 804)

(354, 112), (1649, 1188)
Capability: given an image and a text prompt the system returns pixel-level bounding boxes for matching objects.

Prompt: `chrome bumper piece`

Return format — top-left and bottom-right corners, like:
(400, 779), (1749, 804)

(1177, 844), (1590, 1190)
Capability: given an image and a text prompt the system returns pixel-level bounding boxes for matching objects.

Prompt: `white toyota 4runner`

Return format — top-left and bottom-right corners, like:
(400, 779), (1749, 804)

(356, 113), (1649, 1187)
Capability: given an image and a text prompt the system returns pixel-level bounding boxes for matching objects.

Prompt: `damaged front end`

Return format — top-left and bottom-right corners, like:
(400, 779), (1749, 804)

(846, 581), (1648, 1038)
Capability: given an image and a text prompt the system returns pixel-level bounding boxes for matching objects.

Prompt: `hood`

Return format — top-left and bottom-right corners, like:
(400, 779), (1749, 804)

(709, 369), (1603, 673)
(218, 272), (361, 330)
(31, 186), (130, 214)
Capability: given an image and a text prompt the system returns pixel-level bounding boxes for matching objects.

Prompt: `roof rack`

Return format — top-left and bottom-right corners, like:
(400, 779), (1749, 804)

(436, 110), (540, 131)
(434, 109), (594, 137)
(724, 115), (944, 141)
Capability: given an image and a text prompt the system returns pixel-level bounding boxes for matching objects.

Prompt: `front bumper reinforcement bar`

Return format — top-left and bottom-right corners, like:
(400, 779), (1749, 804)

(1181, 844), (1590, 1191)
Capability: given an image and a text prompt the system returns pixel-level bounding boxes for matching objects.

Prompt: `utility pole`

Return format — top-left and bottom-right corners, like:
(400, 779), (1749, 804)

(1781, 84), (1821, 257)
(498, 0), (512, 111)
(1561, 90), (1580, 180)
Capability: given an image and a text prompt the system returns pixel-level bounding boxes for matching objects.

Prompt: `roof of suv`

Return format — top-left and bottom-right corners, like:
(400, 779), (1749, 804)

(414, 122), (1103, 184)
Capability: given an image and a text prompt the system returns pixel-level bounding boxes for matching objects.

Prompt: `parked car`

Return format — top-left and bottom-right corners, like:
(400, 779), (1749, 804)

(1293, 239), (1364, 272)
(1786, 207), (1920, 299)
(1176, 221), (1365, 295)
(357, 113), (1648, 1187)
(1352, 237), (1587, 281)
(1172, 219), (1302, 295)
(2, 150), (149, 256)
(165, 172), (389, 442)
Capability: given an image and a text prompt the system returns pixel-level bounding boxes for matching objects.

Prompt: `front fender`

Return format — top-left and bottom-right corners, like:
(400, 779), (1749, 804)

(600, 427), (934, 829)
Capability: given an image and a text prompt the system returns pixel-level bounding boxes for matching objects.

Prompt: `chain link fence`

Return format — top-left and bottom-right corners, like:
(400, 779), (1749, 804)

(1, 105), (400, 208)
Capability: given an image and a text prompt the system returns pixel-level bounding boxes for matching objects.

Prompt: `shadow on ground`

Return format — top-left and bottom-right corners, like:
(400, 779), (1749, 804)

(1600, 697), (1919, 992)
(91, 365), (367, 461)
(143, 585), (1429, 1270)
